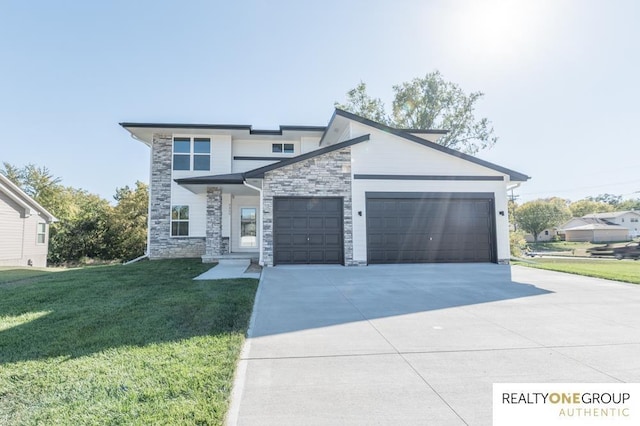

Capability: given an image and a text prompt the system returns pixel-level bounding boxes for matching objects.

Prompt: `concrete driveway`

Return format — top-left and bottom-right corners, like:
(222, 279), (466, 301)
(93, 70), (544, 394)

(227, 264), (640, 426)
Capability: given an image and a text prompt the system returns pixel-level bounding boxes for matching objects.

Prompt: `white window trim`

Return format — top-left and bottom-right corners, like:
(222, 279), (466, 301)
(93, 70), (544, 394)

(172, 135), (212, 172)
(170, 205), (190, 237)
(36, 222), (46, 244)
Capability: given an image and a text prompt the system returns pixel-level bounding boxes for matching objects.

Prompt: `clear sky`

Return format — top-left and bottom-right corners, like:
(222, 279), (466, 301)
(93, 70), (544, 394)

(1, 0), (639, 203)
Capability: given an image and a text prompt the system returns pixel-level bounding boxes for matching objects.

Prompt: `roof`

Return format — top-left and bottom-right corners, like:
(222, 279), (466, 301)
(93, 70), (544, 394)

(120, 122), (327, 146)
(244, 134), (370, 178)
(564, 223), (629, 231)
(175, 173), (245, 185)
(321, 109), (530, 182)
(583, 211), (640, 219)
(0, 174), (57, 222)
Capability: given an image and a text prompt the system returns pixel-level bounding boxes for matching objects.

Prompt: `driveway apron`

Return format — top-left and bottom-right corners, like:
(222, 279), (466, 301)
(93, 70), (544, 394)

(228, 264), (640, 426)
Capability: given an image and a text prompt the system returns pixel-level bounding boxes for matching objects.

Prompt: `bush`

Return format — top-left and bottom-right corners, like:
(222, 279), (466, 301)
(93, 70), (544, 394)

(510, 231), (528, 257)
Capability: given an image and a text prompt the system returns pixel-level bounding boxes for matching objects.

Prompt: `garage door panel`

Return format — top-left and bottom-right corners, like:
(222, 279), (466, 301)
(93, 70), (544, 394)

(367, 195), (495, 264)
(274, 197), (344, 265)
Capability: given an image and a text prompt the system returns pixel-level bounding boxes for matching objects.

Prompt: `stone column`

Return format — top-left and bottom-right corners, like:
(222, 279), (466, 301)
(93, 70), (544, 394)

(203, 187), (223, 262)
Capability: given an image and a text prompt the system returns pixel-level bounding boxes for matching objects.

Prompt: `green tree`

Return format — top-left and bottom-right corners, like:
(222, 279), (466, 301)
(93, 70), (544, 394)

(569, 199), (614, 217)
(618, 198), (640, 211)
(336, 71), (497, 155)
(588, 193), (622, 206)
(105, 181), (148, 260)
(516, 199), (571, 242)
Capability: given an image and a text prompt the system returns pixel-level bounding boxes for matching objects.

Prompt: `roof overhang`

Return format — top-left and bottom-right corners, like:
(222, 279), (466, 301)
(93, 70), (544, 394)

(0, 174), (57, 222)
(120, 122), (326, 146)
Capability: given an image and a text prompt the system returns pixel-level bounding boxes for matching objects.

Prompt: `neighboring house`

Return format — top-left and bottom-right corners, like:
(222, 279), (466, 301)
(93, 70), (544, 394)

(121, 109), (529, 266)
(583, 211), (640, 238)
(524, 227), (558, 243)
(563, 223), (629, 243)
(0, 174), (57, 267)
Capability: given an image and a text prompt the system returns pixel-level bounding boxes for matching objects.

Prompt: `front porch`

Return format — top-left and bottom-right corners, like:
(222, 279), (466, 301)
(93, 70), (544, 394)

(176, 175), (263, 265)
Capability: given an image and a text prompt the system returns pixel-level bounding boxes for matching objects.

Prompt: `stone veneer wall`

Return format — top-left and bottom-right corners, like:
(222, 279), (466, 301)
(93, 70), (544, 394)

(262, 147), (355, 266)
(148, 133), (206, 258)
(202, 187), (223, 262)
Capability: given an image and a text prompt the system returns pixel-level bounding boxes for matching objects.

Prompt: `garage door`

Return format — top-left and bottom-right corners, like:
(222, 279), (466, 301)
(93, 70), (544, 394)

(274, 197), (344, 265)
(366, 193), (496, 264)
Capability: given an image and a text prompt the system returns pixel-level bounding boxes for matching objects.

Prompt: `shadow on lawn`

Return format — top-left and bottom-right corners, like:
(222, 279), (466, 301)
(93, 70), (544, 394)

(0, 259), (258, 364)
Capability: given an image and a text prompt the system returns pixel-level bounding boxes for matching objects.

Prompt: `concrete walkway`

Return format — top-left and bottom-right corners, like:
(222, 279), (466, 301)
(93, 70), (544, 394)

(193, 259), (261, 280)
(228, 264), (640, 425)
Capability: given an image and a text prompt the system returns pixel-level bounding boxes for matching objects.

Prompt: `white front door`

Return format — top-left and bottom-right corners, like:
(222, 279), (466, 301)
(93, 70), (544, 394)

(240, 207), (257, 248)
(231, 195), (260, 252)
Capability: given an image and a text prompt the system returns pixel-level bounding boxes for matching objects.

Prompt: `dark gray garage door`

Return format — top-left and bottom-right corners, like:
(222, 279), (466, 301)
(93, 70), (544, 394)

(274, 197), (344, 265)
(366, 193), (496, 264)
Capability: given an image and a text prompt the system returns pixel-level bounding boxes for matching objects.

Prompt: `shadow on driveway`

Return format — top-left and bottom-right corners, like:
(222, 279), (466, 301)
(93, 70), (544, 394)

(250, 263), (551, 337)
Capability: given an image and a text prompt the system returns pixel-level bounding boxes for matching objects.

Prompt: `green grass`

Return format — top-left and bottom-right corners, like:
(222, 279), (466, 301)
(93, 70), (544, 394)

(0, 267), (60, 284)
(526, 241), (598, 255)
(0, 259), (258, 425)
(515, 258), (640, 284)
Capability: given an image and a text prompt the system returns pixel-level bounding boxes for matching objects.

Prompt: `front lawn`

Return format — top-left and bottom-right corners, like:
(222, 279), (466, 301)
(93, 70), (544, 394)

(0, 259), (258, 425)
(514, 258), (640, 284)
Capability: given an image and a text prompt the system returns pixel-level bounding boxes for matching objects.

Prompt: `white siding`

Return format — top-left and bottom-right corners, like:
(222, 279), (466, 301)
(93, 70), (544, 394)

(233, 159), (279, 173)
(212, 135), (232, 175)
(170, 182), (207, 237)
(222, 193), (231, 238)
(350, 128), (511, 263)
(233, 139), (300, 156)
(0, 192), (24, 262)
(0, 193), (49, 267)
(301, 136), (321, 153)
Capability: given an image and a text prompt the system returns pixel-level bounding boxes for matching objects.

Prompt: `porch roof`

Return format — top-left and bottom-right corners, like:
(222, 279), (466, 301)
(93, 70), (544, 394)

(175, 173), (245, 185)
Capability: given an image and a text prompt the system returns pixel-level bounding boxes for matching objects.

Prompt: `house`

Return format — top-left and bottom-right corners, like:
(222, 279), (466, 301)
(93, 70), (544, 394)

(524, 227), (558, 243)
(121, 109), (529, 266)
(563, 223), (629, 243)
(583, 211), (640, 238)
(0, 173), (57, 267)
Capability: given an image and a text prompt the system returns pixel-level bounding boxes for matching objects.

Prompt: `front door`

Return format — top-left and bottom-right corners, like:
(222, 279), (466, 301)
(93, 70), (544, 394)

(240, 207), (257, 248)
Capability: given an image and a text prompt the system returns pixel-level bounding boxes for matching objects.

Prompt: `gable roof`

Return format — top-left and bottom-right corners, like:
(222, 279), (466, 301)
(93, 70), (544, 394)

(564, 223), (629, 231)
(0, 174), (57, 222)
(583, 211), (640, 219)
(321, 109), (530, 182)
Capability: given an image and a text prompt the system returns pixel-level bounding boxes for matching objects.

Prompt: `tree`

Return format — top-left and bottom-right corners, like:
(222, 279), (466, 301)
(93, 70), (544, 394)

(336, 71), (497, 155)
(588, 193), (622, 206)
(516, 199), (571, 242)
(105, 181), (149, 260)
(618, 198), (640, 211)
(569, 199), (614, 217)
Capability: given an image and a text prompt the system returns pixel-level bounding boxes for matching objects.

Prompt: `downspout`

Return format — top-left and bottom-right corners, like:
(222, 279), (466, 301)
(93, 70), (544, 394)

(243, 180), (263, 266)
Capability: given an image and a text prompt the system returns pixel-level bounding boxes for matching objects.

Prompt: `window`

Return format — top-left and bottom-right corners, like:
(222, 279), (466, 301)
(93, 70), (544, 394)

(631, 218), (639, 223)
(171, 205), (189, 236)
(544, 230), (549, 236)
(173, 137), (211, 171)
(37, 223), (46, 244)
(240, 208), (257, 247)
(272, 143), (294, 154)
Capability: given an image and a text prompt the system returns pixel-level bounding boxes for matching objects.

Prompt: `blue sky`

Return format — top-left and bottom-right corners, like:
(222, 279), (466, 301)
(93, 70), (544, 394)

(1, 0), (639, 203)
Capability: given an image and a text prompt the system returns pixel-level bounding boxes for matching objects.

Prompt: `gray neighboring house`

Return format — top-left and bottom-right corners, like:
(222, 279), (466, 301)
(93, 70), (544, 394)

(559, 216), (631, 242)
(583, 211), (640, 238)
(0, 173), (57, 267)
(121, 109), (529, 266)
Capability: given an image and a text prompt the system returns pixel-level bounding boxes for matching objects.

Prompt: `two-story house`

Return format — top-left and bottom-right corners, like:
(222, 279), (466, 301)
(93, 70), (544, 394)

(583, 211), (640, 238)
(121, 109), (529, 266)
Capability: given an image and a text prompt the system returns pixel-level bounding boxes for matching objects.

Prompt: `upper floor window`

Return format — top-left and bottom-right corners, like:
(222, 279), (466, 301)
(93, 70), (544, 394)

(631, 218), (639, 223)
(37, 223), (46, 244)
(173, 137), (211, 171)
(171, 205), (189, 236)
(272, 143), (294, 154)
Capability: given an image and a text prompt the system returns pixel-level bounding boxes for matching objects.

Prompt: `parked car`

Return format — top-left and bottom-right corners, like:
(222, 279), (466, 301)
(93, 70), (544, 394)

(612, 242), (640, 260)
